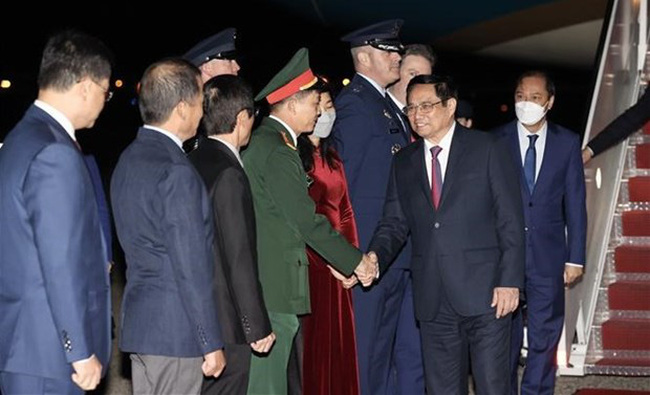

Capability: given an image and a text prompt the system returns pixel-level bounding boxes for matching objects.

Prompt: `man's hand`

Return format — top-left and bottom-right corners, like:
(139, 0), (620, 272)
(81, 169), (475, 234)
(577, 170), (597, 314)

(564, 265), (584, 286)
(250, 332), (276, 354)
(202, 349), (226, 378)
(71, 354), (102, 391)
(491, 287), (519, 319)
(354, 253), (378, 287)
(328, 265), (359, 289)
(582, 148), (593, 164)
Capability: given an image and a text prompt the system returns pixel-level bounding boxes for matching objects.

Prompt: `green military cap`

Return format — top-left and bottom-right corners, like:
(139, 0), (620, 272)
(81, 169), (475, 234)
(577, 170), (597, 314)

(255, 47), (319, 104)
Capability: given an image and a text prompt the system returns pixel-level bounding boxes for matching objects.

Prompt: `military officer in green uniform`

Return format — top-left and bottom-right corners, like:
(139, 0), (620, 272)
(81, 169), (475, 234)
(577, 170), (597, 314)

(243, 48), (377, 395)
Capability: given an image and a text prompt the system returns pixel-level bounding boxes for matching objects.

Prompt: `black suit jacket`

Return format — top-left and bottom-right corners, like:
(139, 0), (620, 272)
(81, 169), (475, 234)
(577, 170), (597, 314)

(587, 88), (650, 156)
(189, 137), (272, 344)
(369, 125), (525, 320)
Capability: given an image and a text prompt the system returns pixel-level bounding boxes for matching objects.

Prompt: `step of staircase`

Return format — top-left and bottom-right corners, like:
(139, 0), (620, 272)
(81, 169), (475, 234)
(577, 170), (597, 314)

(629, 177), (650, 202)
(602, 318), (650, 350)
(637, 143), (650, 169)
(622, 211), (650, 237)
(608, 281), (650, 310)
(615, 245), (650, 273)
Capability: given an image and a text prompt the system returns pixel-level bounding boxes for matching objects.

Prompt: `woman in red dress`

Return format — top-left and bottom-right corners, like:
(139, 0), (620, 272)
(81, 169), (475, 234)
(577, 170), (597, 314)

(298, 88), (360, 395)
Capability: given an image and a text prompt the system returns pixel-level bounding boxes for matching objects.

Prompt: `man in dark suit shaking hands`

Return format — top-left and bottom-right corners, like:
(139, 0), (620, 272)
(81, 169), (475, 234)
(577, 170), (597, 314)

(0, 30), (113, 395)
(368, 74), (525, 394)
(111, 58), (225, 395)
(189, 75), (275, 395)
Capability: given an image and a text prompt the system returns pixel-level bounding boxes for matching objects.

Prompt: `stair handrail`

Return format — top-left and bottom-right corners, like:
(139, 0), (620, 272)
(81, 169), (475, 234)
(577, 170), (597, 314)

(560, 0), (646, 374)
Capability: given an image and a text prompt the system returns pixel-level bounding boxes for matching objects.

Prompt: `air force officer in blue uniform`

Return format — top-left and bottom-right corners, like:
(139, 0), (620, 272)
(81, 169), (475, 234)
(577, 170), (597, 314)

(332, 20), (424, 395)
(0, 30), (113, 394)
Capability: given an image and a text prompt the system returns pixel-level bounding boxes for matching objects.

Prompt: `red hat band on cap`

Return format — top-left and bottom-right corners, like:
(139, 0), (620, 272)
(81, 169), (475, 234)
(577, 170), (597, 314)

(266, 69), (318, 104)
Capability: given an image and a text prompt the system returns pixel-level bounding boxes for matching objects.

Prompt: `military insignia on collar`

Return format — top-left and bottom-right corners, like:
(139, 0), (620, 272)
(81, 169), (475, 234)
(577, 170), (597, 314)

(383, 109), (393, 119)
(306, 174), (314, 187)
(280, 131), (297, 150)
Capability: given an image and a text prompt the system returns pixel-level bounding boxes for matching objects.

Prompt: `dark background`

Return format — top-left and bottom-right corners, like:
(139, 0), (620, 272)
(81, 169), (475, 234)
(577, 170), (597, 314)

(0, 1), (600, 176)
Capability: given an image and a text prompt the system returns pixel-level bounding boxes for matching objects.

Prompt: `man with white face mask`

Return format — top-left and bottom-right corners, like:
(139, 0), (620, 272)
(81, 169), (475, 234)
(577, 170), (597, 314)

(493, 70), (587, 395)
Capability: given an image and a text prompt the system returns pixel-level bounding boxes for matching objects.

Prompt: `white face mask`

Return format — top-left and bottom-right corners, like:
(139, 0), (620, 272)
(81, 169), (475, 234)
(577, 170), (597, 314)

(515, 101), (548, 126)
(313, 110), (336, 138)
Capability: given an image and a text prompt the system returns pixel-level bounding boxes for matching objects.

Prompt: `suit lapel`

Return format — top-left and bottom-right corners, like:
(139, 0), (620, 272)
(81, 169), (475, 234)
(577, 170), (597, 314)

(532, 123), (557, 197)
(506, 123), (530, 199)
(438, 126), (468, 209)
(411, 139), (435, 210)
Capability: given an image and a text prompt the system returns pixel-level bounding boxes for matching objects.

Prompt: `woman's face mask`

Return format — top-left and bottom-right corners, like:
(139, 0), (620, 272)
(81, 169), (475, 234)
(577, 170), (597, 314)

(313, 110), (337, 138)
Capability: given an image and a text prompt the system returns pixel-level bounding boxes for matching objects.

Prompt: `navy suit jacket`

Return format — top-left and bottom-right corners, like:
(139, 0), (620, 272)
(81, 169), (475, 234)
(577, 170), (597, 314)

(111, 127), (223, 357)
(332, 73), (412, 269)
(368, 125), (525, 320)
(0, 105), (111, 379)
(494, 121), (587, 277)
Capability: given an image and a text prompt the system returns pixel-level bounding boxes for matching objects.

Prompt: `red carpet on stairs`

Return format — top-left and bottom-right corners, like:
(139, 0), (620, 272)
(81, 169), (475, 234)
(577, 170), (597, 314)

(608, 281), (650, 310)
(637, 144), (650, 169)
(622, 211), (650, 237)
(615, 246), (650, 273)
(628, 177), (650, 202)
(575, 390), (650, 395)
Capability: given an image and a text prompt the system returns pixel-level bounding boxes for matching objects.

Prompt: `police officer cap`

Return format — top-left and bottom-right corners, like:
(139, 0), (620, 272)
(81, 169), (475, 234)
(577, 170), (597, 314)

(341, 19), (404, 53)
(184, 28), (237, 66)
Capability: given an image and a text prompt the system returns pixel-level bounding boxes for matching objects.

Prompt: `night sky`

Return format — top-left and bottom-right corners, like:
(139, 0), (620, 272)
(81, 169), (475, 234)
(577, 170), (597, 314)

(0, 1), (598, 166)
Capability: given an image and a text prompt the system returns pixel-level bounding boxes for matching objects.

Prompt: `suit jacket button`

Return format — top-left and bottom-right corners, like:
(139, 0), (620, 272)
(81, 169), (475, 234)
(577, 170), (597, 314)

(434, 222), (440, 229)
(524, 226), (529, 232)
(528, 202), (533, 207)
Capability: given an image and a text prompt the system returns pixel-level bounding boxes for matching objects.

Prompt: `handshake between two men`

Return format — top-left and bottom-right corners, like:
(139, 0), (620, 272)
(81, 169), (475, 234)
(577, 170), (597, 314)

(329, 251), (379, 289)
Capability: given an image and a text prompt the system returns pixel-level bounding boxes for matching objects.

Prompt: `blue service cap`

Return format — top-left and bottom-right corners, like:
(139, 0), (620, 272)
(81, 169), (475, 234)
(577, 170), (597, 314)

(184, 28), (237, 66)
(341, 19), (404, 53)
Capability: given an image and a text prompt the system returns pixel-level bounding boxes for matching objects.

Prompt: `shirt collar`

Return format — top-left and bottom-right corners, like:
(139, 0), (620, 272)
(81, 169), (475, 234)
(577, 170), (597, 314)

(357, 73), (386, 97)
(34, 100), (76, 142)
(269, 115), (298, 145)
(517, 120), (547, 140)
(144, 124), (184, 150)
(211, 136), (243, 166)
(387, 91), (405, 113)
(424, 121), (456, 153)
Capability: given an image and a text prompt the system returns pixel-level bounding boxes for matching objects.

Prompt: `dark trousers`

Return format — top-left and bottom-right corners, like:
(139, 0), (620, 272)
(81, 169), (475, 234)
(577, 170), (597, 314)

(420, 296), (511, 395)
(202, 343), (251, 395)
(511, 275), (564, 395)
(354, 268), (424, 395)
(0, 371), (82, 395)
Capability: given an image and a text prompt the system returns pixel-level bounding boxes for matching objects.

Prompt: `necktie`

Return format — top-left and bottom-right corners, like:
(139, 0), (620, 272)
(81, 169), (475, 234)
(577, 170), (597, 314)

(524, 134), (538, 194)
(430, 146), (443, 209)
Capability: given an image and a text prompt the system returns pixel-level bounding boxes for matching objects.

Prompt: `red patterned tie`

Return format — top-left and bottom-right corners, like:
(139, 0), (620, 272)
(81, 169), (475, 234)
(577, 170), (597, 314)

(430, 146), (443, 209)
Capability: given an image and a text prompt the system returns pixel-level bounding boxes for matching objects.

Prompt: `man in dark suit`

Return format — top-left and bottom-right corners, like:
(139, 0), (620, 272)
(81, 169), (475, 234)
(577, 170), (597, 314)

(111, 58), (225, 395)
(332, 20), (425, 395)
(0, 30), (113, 394)
(493, 70), (586, 395)
(189, 75), (275, 395)
(368, 74), (525, 394)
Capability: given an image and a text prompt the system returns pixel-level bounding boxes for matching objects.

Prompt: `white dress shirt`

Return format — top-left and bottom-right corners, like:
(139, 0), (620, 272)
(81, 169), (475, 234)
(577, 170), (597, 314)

(516, 121), (547, 183)
(424, 122), (456, 187)
(211, 136), (243, 167)
(34, 100), (76, 142)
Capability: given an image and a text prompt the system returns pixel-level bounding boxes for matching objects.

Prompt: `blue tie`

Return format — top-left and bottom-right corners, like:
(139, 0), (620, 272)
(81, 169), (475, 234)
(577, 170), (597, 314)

(524, 134), (538, 194)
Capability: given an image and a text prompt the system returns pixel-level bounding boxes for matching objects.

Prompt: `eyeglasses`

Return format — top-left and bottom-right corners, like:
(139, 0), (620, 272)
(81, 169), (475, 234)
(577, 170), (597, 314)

(92, 80), (114, 102)
(404, 100), (443, 116)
